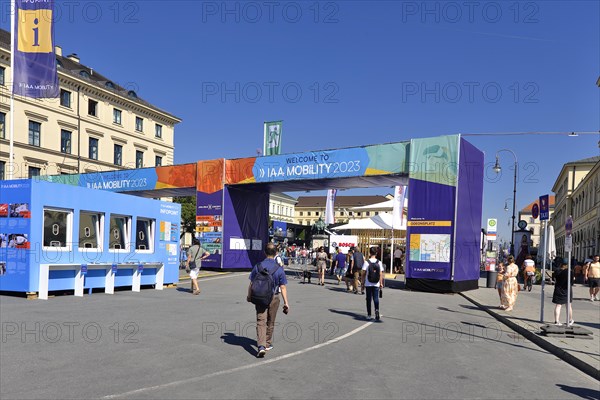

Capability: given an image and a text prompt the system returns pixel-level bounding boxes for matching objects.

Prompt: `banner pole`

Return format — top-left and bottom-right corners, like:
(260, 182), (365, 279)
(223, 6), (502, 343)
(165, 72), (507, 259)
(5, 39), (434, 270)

(262, 122), (266, 156)
(566, 242), (572, 326)
(9, 0), (15, 179)
(540, 221), (547, 322)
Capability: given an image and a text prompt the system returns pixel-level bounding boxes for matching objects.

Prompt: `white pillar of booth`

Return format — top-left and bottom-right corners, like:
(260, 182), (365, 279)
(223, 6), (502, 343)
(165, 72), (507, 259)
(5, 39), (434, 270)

(155, 264), (164, 290)
(105, 265), (115, 295)
(132, 265), (142, 292)
(74, 265), (85, 297)
(38, 264), (50, 300)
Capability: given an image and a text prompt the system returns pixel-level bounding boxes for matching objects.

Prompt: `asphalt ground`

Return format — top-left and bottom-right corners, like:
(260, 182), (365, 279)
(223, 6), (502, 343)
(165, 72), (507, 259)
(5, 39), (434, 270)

(1, 270), (599, 399)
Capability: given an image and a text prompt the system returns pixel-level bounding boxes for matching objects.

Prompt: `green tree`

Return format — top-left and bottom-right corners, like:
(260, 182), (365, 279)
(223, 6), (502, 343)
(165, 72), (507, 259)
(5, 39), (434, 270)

(173, 196), (196, 238)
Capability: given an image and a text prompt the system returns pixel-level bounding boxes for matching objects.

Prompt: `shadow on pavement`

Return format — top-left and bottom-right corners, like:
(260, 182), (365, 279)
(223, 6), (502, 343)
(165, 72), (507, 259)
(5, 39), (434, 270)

(329, 308), (369, 321)
(220, 333), (256, 356)
(383, 280), (406, 290)
(556, 384), (600, 400)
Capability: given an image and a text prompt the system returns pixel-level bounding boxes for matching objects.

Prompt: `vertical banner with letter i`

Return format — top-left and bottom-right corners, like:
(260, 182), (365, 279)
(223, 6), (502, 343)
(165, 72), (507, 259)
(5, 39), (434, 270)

(13, 0), (59, 98)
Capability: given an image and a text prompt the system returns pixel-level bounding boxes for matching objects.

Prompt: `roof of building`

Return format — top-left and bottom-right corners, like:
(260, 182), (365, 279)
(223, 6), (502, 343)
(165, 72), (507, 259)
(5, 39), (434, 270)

(0, 29), (180, 122)
(520, 196), (555, 213)
(295, 195), (389, 208)
(567, 155), (600, 165)
(552, 155), (600, 192)
(271, 193), (297, 202)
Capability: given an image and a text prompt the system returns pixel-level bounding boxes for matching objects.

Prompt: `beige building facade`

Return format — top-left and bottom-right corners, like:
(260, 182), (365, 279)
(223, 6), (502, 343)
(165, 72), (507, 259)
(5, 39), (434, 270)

(295, 195), (391, 226)
(551, 156), (600, 260)
(0, 29), (180, 180)
(269, 193), (297, 223)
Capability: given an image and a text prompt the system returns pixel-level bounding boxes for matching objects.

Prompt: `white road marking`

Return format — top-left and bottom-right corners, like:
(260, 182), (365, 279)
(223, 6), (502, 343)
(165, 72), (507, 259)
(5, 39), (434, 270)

(103, 321), (372, 399)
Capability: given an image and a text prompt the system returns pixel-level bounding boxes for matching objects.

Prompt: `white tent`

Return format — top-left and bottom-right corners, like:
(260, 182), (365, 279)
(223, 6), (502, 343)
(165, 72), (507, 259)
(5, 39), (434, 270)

(332, 212), (406, 231)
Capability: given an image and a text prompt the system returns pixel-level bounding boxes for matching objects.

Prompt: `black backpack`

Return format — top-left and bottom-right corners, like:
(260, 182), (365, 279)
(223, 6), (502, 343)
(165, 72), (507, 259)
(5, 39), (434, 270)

(367, 260), (381, 283)
(250, 263), (279, 307)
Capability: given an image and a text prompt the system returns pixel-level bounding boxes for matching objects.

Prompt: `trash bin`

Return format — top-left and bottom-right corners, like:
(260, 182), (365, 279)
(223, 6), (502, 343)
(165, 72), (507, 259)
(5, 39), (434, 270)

(486, 271), (498, 288)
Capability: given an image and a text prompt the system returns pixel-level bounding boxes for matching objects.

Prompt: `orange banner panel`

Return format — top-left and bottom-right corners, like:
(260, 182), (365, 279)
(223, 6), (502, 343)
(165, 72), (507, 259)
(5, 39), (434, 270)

(226, 158), (256, 185)
(197, 159), (224, 193)
(155, 164), (197, 189)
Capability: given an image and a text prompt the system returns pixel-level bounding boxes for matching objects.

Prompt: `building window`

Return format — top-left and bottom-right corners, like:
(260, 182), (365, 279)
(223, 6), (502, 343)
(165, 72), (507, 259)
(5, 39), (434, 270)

(89, 137), (99, 160)
(316, 211), (320, 216)
(0, 112), (5, 139)
(88, 99), (98, 116)
(135, 150), (143, 168)
(60, 89), (71, 108)
(299, 211), (303, 216)
(113, 108), (122, 125)
(0, 67), (4, 85)
(155, 124), (162, 138)
(0, 161), (5, 180)
(307, 212), (311, 216)
(109, 214), (130, 251)
(135, 117), (143, 132)
(135, 218), (154, 251)
(28, 121), (41, 147)
(43, 208), (72, 248)
(79, 211), (103, 249)
(60, 130), (71, 154)
(28, 167), (41, 178)
(155, 155), (162, 167)
(114, 144), (122, 166)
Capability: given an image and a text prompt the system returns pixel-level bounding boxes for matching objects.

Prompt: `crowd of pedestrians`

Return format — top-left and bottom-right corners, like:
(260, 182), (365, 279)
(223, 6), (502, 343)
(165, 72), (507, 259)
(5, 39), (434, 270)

(494, 252), (600, 327)
(243, 243), (385, 357)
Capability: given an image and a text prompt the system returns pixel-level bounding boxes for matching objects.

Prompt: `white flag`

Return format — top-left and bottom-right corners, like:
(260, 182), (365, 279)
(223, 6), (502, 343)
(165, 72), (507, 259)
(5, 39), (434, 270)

(392, 185), (407, 228)
(325, 189), (337, 224)
(264, 121), (283, 156)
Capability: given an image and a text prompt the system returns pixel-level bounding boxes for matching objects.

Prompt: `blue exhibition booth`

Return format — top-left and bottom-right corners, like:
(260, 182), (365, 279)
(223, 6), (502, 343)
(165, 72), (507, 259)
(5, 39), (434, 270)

(0, 179), (181, 299)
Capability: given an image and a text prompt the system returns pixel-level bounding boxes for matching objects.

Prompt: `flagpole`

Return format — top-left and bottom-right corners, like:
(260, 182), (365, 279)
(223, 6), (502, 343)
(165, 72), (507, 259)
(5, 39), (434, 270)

(262, 122), (267, 157)
(9, 0), (15, 179)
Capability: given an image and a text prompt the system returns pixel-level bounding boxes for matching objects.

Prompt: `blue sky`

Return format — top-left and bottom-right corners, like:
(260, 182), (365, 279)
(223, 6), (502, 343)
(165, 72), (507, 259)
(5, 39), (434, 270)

(4, 1), (598, 243)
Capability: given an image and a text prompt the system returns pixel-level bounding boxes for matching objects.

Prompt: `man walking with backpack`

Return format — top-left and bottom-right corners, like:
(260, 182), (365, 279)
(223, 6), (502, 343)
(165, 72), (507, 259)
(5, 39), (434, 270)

(351, 246), (365, 295)
(361, 247), (384, 321)
(247, 243), (290, 358)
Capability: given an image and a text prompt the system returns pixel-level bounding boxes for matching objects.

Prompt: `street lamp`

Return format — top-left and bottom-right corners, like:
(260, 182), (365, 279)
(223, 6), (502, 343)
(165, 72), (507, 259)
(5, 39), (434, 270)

(494, 149), (518, 256)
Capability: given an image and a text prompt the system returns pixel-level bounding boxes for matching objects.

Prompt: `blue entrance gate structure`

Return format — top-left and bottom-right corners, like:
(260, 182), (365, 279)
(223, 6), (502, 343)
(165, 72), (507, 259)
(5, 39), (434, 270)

(33, 134), (483, 293)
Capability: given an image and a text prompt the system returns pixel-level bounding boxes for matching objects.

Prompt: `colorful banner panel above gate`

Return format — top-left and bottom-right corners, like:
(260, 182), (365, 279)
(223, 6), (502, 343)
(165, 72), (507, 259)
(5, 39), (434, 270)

(226, 142), (409, 185)
(42, 164), (197, 192)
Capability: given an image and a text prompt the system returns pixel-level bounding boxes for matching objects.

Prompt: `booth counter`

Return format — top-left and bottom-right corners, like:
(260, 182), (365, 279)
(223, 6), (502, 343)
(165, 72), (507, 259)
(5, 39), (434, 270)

(0, 179), (181, 298)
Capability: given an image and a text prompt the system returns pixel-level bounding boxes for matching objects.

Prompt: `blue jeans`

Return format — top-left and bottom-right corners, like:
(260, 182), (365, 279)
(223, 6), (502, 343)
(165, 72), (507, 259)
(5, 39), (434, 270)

(365, 286), (380, 316)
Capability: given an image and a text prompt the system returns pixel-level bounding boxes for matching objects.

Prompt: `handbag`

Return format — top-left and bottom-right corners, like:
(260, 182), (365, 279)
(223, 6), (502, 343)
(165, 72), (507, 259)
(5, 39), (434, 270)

(379, 287), (383, 298)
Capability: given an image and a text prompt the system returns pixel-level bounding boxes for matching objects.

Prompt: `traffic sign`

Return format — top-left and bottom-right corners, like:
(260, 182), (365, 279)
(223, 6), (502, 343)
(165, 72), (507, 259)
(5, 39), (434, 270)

(487, 219), (497, 241)
(565, 235), (573, 252)
(565, 216), (573, 236)
(539, 195), (549, 220)
(532, 203), (539, 219)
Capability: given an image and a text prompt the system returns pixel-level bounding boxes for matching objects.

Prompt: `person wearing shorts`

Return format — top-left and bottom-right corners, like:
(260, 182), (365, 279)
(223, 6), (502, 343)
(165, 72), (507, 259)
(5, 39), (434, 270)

(584, 255), (600, 301)
(316, 247), (328, 286)
(187, 238), (210, 295)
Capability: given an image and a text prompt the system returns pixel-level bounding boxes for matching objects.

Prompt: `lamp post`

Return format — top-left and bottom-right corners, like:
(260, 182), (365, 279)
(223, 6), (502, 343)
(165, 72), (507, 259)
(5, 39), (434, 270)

(494, 149), (518, 256)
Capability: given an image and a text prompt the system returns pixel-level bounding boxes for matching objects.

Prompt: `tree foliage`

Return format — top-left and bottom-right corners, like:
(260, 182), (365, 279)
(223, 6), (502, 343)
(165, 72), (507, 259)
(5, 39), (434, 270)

(173, 196), (196, 238)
